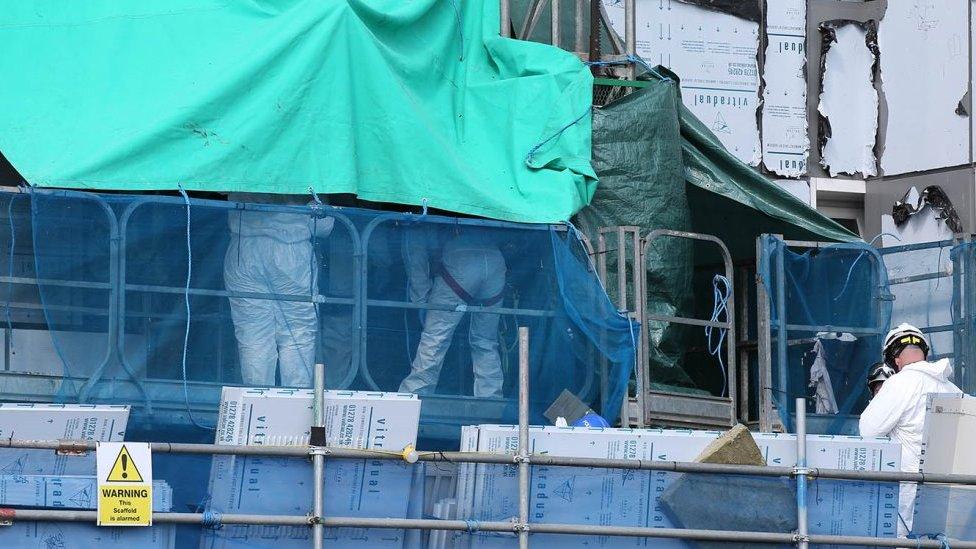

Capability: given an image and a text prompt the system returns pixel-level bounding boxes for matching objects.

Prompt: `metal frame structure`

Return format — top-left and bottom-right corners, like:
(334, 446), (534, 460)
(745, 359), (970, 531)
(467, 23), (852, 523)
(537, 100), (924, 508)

(639, 229), (737, 429)
(2, 352), (975, 547)
(0, 191), (614, 437)
(598, 226), (737, 429)
(755, 235), (890, 434)
(501, 0), (639, 81)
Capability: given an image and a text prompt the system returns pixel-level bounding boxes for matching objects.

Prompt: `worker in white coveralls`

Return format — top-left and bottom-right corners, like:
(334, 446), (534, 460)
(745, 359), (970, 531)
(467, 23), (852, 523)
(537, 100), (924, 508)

(224, 193), (333, 387)
(859, 323), (962, 537)
(398, 225), (507, 398)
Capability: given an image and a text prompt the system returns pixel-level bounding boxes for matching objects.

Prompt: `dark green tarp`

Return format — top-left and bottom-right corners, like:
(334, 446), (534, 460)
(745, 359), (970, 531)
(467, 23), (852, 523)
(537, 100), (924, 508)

(577, 72), (858, 392)
(0, 0), (595, 223)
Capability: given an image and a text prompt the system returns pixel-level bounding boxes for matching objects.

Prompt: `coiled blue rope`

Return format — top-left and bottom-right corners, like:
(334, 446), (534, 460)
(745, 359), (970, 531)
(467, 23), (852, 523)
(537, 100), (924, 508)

(177, 185), (214, 431)
(464, 519), (480, 533)
(706, 274), (731, 397)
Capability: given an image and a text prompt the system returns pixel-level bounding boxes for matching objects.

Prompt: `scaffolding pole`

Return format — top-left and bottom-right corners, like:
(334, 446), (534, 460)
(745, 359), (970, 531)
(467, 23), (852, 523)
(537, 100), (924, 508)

(795, 398), (809, 549)
(311, 362), (326, 549)
(2, 437), (976, 485)
(3, 509), (973, 548)
(518, 326), (531, 548)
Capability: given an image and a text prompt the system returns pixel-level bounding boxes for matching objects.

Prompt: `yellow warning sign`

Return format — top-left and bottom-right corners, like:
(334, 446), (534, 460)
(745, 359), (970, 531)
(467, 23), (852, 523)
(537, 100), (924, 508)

(98, 485), (152, 526)
(97, 442), (152, 526)
(105, 445), (144, 482)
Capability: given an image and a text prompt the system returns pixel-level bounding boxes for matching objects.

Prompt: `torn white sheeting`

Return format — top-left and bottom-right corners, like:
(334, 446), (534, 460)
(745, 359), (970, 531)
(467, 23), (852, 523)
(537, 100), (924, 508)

(602, 0), (761, 165)
(819, 24), (878, 177)
(879, 1), (969, 175)
(762, 0), (808, 177)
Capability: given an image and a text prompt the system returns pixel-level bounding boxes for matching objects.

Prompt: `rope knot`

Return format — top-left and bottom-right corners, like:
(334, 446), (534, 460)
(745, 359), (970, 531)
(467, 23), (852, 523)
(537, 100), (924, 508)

(202, 510), (223, 530)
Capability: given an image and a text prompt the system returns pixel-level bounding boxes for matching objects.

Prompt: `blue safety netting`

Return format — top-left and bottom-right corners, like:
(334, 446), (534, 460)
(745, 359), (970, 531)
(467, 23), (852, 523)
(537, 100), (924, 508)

(759, 235), (892, 435)
(949, 242), (976, 395)
(0, 189), (637, 443)
(882, 240), (959, 368)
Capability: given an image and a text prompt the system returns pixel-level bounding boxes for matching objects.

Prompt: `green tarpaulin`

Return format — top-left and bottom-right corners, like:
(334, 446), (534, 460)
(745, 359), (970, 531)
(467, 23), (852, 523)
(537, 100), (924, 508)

(0, 1), (595, 223)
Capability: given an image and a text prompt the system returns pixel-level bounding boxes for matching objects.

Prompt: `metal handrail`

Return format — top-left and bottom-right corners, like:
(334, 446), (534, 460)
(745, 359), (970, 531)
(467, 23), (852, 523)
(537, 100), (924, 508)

(117, 194), (365, 390)
(640, 229), (737, 425)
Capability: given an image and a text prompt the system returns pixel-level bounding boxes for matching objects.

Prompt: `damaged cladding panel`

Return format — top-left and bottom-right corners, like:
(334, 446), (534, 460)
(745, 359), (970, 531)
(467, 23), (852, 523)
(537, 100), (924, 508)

(762, 0), (809, 178)
(603, 0), (761, 165)
(879, 1), (969, 175)
(819, 22), (879, 177)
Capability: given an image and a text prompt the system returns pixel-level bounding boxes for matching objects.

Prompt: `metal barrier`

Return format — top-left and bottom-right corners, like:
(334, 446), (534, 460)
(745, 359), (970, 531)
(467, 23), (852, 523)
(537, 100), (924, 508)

(0, 192), (598, 433)
(640, 229), (737, 429)
(2, 332), (975, 548)
(597, 226), (737, 429)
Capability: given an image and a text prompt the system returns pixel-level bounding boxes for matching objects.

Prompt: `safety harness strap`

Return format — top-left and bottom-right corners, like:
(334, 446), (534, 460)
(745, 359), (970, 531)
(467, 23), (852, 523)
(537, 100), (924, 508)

(437, 265), (503, 307)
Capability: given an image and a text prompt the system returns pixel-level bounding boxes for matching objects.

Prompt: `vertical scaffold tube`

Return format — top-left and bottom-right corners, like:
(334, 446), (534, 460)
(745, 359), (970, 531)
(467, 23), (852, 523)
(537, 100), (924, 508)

(518, 327), (530, 549)
(795, 397), (809, 549)
(312, 363), (326, 549)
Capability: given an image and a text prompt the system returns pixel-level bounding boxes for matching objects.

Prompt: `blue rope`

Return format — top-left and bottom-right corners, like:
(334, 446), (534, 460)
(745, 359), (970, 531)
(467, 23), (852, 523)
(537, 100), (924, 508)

(525, 108), (591, 164)
(177, 186), (214, 431)
(832, 232), (900, 301)
(464, 519), (480, 533)
(450, 0), (464, 61)
(908, 532), (951, 549)
(5, 194), (17, 354)
(625, 54), (672, 82)
(527, 56), (670, 164)
(706, 274), (732, 397)
(585, 55), (673, 83)
(201, 509), (223, 530)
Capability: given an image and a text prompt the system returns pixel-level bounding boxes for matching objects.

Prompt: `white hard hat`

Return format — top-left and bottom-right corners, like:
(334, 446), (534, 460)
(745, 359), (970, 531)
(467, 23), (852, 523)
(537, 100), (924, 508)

(882, 323), (929, 366)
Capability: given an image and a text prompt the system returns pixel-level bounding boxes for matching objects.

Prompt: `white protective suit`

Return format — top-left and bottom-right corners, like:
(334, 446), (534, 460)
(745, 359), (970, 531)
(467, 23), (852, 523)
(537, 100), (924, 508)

(224, 193), (333, 387)
(859, 358), (963, 536)
(399, 230), (506, 398)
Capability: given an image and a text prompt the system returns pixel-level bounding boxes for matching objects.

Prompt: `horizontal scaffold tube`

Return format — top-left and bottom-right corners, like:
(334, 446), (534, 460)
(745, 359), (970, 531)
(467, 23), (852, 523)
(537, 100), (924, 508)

(2, 510), (971, 548)
(3, 438), (976, 486)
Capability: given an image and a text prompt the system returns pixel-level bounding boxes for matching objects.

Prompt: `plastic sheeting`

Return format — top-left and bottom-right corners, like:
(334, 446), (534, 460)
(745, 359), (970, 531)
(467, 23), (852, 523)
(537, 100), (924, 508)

(759, 235), (892, 435)
(0, 189), (637, 447)
(0, 1), (595, 224)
